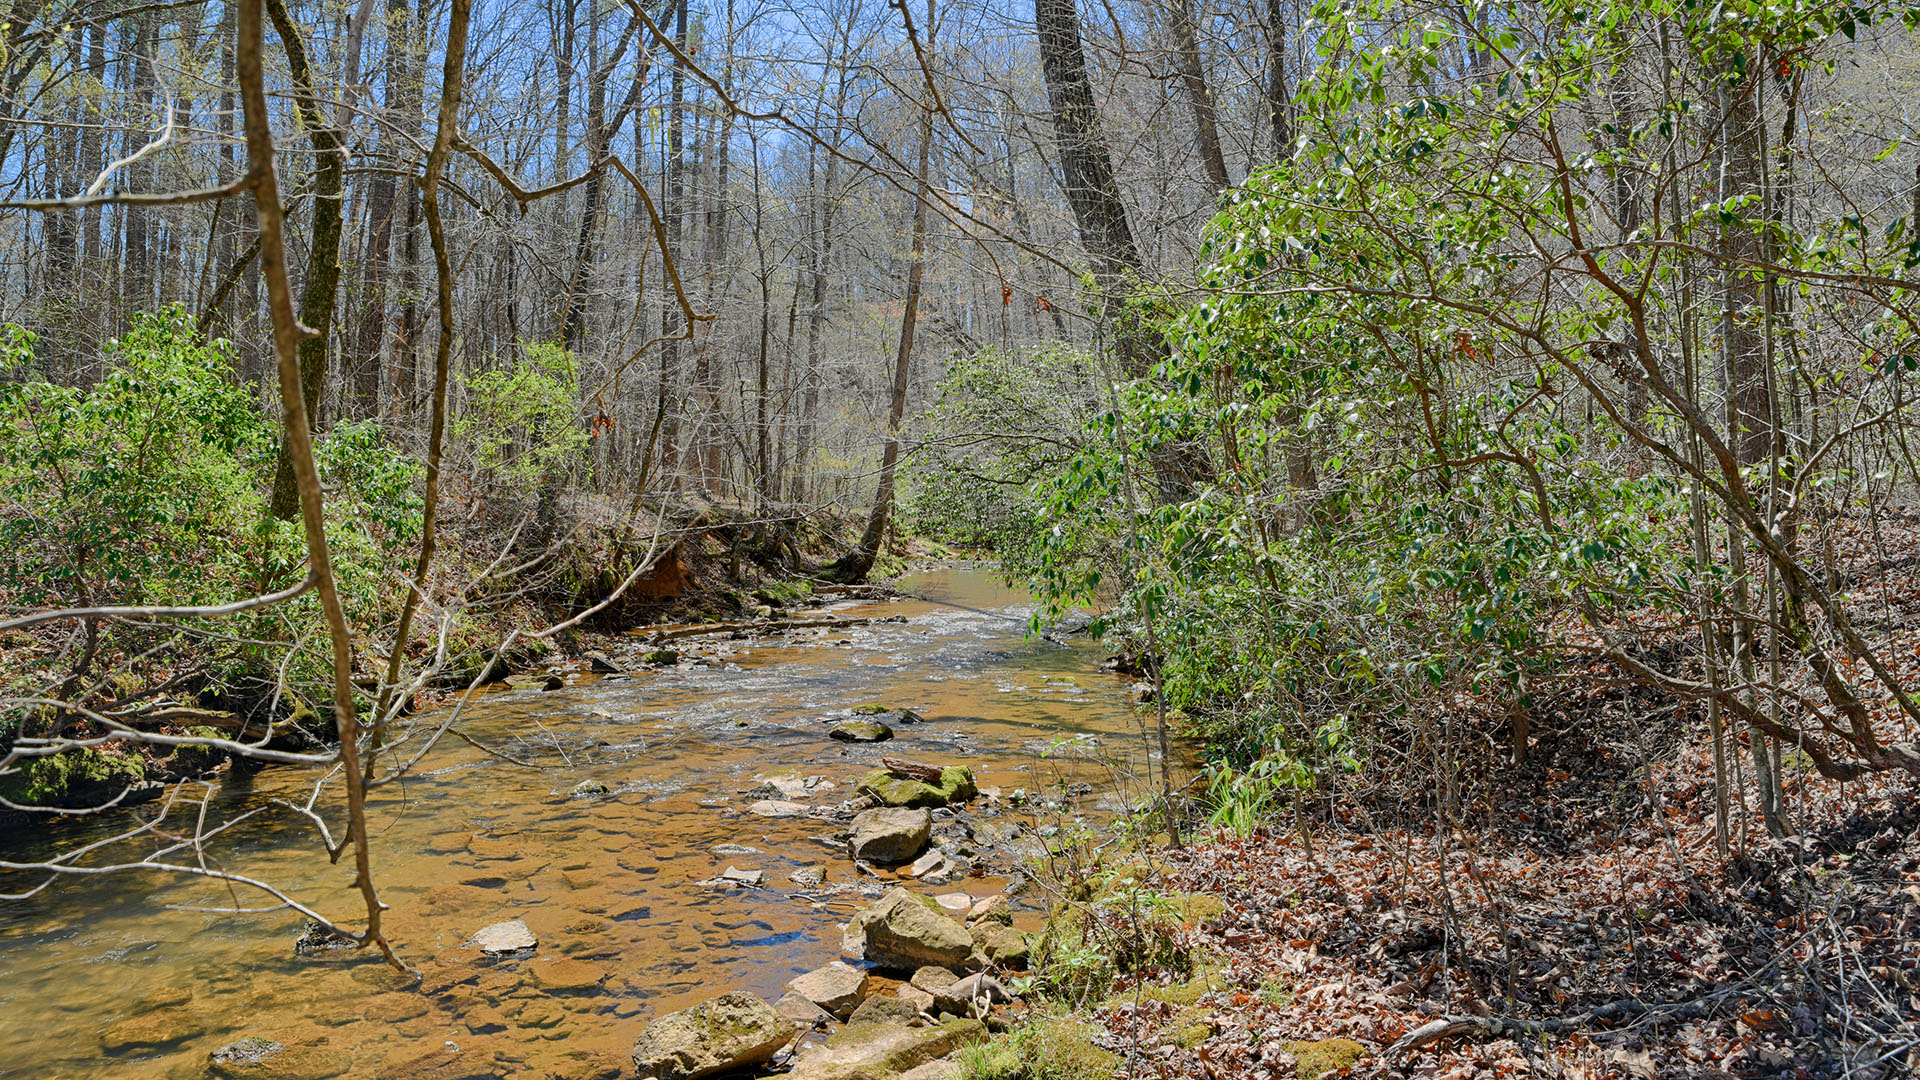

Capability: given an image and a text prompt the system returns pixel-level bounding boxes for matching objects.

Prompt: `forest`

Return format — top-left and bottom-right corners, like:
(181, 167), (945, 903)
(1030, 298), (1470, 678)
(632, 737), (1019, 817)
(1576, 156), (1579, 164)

(0, 0), (1917, 1077)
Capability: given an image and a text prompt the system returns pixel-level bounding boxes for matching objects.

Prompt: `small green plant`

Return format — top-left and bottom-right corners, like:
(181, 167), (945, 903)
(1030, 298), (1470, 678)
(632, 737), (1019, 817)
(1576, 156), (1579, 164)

(1202, 752), (1312, 837)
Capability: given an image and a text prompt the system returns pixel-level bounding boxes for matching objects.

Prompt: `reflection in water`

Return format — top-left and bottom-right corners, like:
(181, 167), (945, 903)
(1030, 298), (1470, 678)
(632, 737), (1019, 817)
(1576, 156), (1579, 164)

(0, 567), (1163, 1079)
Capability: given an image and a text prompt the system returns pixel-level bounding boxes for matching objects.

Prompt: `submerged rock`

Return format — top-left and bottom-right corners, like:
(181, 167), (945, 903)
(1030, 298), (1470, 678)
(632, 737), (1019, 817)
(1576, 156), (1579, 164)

(857, 767), (976, 809)
(98, 1008), (205, 1053)
(630, 991), (796, 1080)
(842, 888), (975, 971)
(786, 961), (869, 1019)
(848, 807), (931, 864)
(207, 1036), (351, 1080)
(569, 779), (611, 798)
(829, 720), (894, 743)
(464, 919), (536, 955)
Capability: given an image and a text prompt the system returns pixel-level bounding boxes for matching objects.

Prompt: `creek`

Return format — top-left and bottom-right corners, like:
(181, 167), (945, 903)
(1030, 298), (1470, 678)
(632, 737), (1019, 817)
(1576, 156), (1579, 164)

(0, 567), (1163, 1079)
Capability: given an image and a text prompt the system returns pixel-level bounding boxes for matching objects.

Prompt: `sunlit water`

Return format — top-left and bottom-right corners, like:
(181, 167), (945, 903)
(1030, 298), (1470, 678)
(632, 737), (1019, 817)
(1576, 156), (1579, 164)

(0, 567), (1163, 1079)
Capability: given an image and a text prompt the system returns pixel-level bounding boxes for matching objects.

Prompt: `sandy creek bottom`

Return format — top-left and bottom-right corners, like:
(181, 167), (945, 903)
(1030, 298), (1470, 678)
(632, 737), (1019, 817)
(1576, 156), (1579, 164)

(0, 567), (1168, 1080)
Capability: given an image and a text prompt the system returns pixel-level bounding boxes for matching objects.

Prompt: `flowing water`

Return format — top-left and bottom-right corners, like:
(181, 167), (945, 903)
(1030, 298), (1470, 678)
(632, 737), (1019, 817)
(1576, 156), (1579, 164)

(0, 567), (1163, 1080)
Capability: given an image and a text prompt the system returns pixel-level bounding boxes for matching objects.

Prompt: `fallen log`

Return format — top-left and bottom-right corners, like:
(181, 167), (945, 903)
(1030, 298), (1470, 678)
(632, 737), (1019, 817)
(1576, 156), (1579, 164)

(1384, 996), (1719, 1059)
(642, 616), (873, 643)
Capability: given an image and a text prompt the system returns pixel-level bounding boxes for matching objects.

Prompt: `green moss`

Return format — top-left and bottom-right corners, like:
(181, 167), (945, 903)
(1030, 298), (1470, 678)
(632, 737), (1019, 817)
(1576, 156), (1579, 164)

(753, 578), (814, 605)
(1027, 1018), (1120, 1080)
(1285, 1038), (1366, 1080)
(956, 1040), (1022, 1080)
(1121, 967), (1227, 1008)
(858, 765), (977, 808)
(1170, 1011), (1215, 1049)
(960, 1016), (1119, 1080)
(0, 746), (145, 805)
(852, 703), (891, 715)
(167, 726), (229, 775)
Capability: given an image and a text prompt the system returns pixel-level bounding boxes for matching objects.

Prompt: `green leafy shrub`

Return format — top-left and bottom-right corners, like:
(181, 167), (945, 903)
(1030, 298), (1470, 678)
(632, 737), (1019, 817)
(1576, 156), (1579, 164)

(0, 311), (275, 608)
(454, 341), (587, 490)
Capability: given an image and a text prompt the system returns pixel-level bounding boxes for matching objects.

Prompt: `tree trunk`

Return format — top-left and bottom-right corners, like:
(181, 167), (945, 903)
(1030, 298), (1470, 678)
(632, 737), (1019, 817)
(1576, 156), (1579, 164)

(1168, 0), (1228, 191)
(267, 0), (351, 520)
(832, 12), (935, 583)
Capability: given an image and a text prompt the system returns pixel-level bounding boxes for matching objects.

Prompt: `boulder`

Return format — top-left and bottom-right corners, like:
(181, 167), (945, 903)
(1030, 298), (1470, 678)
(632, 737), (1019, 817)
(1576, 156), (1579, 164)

(830, 720), (894, 743)
(774, 992), (834, 1030)
(208, 1036), (352, 1080)
(842, 889), (974, 972)
(857, 767), (976, 809)
(784, 1017), (985, 1080)
(570, 779), (611, 798)
(965, 896), (1012, 926)
(642, 649), (681, 666)
(905, 850), (948, 879)
(846, 995), (921, 1028)
(973, 924), (1029, 969)
(848, 808), (931, 864)
(582, 650), (624, 674)
(909, 967), (959, 994)
(895, 984), (936, 1014)
(464, 919), (536, 954)
(933, 893), (972, 913)
(630, 991), (796, 1080)
(786, 961), (869, 1019)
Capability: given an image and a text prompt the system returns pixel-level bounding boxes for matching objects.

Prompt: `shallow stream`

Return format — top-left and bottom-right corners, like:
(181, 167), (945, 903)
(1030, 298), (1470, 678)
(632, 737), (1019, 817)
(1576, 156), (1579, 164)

(0, 567), (1161, 1079)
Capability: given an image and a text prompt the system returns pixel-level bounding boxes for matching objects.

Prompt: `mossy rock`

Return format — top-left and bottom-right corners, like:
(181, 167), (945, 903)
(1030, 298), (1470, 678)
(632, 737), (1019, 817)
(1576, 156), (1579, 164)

(1285, 1038), (1366, 1080)
(857, 766), (976, 808)
(851, 703), (891, 715)
(753, 579), (815, 605)
(1, 745), (147, 808)
(642, 649), (681, 666)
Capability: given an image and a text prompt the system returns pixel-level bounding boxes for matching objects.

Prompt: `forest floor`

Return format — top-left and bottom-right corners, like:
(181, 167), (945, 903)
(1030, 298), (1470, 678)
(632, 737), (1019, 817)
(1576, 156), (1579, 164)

(1061, 519), (1920, 1080)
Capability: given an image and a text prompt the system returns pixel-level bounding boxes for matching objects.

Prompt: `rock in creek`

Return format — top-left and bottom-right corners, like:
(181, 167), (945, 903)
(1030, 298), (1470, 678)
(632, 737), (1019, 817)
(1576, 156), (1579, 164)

(848, 808), (931, 865)
(207, 1036), (352, 1080)
(905, 850), (948, 879)
(847, 995), (922, 1028)
(630, 991), (797, 1080)
(98, 1008), (205, 1053)
(570, 779), (611, 798)
(464, 919), (536, 954)
(784, 1015), (985, 1080)
(965, 895), (1012, 926)
(842, 888), (975, 972)
(830, 720), (894, 743)
(785, 961), (869, 1019)
(774, 991), (834, 1030)
(699, 866), (764, 888)
(582, 649), (624, 674)
(971, 923), (1030, 969)
(895, 984), (936, 1014)
(857, 766), (976, 809)
(749, 799), (814, 818)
